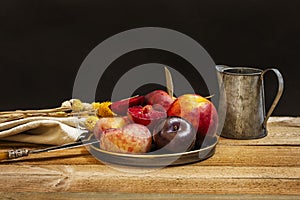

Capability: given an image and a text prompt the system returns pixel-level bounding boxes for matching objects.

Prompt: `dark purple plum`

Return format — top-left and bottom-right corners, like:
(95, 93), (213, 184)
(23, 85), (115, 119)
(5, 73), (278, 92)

(153, 117), (196, 153)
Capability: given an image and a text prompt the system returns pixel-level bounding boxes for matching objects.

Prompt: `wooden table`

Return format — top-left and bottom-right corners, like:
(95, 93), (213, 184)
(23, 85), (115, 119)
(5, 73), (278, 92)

(0, 117), (299, 199)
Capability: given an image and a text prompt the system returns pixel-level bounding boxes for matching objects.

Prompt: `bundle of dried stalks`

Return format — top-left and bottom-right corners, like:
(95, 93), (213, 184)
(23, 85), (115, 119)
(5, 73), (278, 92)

(0, 99), (95, 123)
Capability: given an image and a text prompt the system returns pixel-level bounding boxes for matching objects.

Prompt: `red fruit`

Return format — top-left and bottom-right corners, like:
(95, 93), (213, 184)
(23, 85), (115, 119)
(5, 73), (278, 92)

(167, 94), (218, 147)
(127, 105), (167, 128)
(145, 90), (174, 111)
(110, 96), (145, 115)
(99, 123), (152, 153)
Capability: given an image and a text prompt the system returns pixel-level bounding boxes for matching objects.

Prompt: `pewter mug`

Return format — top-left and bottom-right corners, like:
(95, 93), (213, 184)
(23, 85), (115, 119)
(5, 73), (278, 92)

(216, 65), (284, 139)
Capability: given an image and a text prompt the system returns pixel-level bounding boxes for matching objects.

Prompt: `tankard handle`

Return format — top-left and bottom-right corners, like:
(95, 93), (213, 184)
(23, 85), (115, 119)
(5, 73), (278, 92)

(261, 68), (284, 128)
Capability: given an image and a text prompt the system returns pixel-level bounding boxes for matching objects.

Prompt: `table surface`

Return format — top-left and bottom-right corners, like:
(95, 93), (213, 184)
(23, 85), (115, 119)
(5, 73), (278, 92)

(0, 117), (299, 199)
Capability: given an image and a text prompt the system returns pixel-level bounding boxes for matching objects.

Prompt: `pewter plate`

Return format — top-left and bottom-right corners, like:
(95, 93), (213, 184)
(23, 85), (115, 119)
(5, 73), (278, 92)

(87, 136), (218, 167)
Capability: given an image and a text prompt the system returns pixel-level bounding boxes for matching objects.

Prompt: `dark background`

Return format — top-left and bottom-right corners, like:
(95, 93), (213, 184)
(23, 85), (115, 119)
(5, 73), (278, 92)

(0, 0), (299, 116)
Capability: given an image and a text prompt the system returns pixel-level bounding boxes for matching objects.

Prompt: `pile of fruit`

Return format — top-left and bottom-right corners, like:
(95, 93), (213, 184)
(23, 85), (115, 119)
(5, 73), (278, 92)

(93, 90), (218, 154)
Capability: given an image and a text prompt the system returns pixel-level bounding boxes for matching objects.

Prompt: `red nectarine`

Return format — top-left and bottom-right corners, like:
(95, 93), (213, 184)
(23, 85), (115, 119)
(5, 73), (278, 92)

(167, 94), (218, 147)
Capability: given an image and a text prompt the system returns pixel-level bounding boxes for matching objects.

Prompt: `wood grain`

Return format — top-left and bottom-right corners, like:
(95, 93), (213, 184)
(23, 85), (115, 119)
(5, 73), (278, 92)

(0, 117), (299, 198)
(1, 193), (299, 200)
(1, 145), (298, 167)
(0, 164), (299, 194)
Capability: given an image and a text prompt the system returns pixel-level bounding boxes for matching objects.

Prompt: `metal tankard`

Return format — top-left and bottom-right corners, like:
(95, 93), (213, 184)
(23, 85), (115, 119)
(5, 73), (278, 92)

(216, 65), (284, 139)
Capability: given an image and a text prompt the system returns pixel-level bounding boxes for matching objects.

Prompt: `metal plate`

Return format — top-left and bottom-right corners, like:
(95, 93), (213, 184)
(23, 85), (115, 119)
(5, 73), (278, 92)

(87, 136), (218, 167)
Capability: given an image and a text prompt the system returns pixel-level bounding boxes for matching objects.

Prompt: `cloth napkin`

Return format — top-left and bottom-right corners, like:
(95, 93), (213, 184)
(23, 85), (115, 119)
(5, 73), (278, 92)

(0, 116), (87, 145)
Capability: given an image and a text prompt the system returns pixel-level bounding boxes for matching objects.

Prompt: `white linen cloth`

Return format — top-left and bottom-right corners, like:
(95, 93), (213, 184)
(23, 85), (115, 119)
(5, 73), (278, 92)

(0, 116), (87, 145)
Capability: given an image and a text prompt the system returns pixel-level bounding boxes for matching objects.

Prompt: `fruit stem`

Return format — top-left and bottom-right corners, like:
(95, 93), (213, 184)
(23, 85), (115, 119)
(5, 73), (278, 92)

(204, 94), (214, 99)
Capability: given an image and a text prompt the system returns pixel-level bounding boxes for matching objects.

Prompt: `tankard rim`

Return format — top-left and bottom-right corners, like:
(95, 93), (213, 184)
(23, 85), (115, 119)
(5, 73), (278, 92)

(217, 65), (263, 76)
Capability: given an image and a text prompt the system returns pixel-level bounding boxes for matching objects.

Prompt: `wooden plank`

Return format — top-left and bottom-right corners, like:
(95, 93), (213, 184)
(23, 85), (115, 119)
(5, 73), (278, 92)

(219, 117), (300, 146)
(201, 145), (300, 167)
(0, 165), (299, 194)
(1, 145), (298, 167)
(268, 117), (300, 127)
(1, 193), (299, 200)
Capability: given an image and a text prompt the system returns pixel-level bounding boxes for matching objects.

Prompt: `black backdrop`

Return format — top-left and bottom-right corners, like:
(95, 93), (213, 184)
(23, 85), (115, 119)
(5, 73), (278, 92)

(0, 0), (299, 116)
